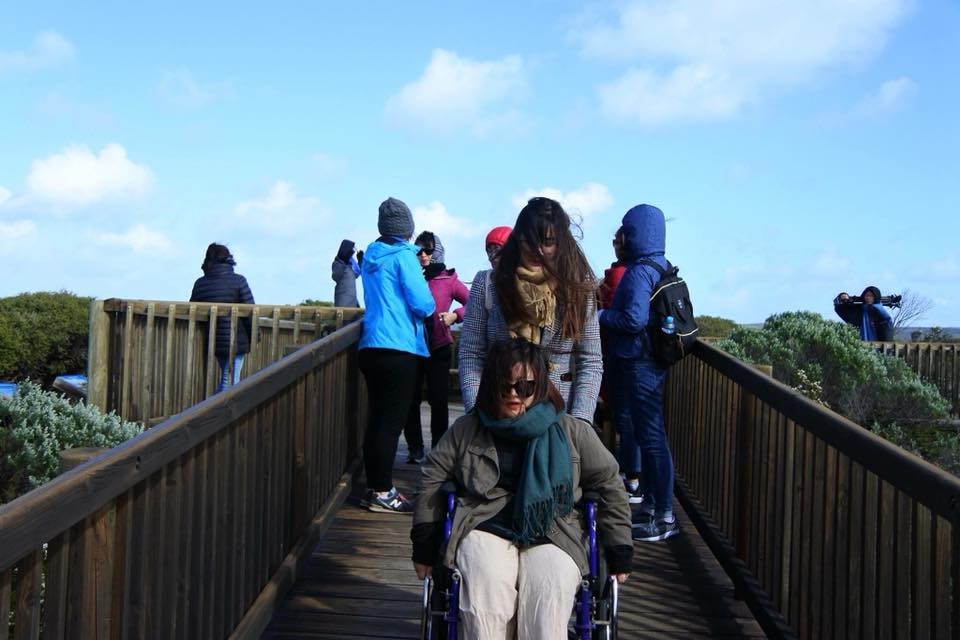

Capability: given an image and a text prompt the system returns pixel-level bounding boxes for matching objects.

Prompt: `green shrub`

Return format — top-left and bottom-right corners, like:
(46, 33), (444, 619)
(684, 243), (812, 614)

(0, 381), (143, 503)
(0, 291), (92, 385)
(298, 299), (333, 307)
(717, 311), (950, 427)
(695, 315), (738, 339)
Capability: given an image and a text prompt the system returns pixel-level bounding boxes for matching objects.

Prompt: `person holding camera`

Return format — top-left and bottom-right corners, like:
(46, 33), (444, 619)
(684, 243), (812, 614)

(834, 285), (894, 341)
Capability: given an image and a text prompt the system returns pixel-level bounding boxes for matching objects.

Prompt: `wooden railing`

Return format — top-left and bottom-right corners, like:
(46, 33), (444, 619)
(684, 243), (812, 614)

(870, 341), (959, 415)
(0, 321), (367, 639)
(666, 341), (960, 639)
(87, 299), (364, 423)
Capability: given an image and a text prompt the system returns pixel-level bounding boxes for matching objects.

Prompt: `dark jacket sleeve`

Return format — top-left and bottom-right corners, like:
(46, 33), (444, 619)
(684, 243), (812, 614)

(833, 296), (859, 325)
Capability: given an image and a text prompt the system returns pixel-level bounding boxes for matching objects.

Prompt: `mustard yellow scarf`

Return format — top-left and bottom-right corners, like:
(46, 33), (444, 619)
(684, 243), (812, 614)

(509, 266), (556, 343)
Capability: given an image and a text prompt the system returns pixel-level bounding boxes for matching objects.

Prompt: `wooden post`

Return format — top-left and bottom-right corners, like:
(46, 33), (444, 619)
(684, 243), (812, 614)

(87, 299), (112, 413)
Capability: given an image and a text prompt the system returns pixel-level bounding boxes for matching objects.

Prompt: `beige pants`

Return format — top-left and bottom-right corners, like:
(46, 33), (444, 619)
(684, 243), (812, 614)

(455, 530), (581, 640)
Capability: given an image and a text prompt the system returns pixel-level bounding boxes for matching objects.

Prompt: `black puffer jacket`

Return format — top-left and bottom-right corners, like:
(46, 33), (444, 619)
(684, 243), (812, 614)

(190, 262), (256, 356)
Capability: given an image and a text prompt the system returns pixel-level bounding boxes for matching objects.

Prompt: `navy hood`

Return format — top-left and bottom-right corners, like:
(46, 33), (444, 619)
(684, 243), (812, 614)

(620, 204), (665, 260)
(336, 239), (355, 262)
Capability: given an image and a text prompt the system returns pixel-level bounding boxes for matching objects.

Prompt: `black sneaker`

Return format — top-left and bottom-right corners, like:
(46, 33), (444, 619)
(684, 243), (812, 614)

(406, 450), (425, 464)
(368, 488), (414, 514)
(632, 517), (679, 542)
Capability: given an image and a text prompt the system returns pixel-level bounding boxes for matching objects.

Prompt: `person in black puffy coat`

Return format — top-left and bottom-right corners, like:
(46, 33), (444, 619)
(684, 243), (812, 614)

(190, 243), (256, 392)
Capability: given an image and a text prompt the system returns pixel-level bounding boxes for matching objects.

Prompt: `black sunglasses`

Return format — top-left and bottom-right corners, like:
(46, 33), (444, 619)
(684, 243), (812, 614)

(501, 379), (537, 398)
(417, 246), (435, 256)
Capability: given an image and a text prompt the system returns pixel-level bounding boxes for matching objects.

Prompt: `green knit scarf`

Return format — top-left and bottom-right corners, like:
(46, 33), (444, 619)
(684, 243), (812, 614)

(479, 402), (573, 545)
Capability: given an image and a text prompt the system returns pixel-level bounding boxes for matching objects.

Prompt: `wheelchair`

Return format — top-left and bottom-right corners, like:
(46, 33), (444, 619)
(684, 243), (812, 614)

(419, 484), (620, 639)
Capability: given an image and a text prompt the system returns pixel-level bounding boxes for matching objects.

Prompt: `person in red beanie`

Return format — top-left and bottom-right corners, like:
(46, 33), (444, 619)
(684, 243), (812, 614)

(485, 226), (512, 269)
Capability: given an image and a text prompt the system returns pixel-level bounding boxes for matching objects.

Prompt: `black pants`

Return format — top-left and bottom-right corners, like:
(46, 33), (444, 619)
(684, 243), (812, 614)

(359, 348), (419, 491)
(403, 344), (452, 453)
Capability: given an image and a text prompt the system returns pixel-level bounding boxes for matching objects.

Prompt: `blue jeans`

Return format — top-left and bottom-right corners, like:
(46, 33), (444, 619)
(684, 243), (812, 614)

(610, 356), (673, 518)
(605, 361), (640, 476)
(215, 354), (245, 393)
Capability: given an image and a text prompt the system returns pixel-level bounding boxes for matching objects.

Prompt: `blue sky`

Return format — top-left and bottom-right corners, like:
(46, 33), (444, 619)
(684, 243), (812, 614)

(1, 1), (958, 326)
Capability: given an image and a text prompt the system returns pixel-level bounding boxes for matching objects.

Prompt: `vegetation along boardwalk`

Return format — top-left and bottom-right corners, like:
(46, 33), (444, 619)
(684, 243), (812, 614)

(262, 404), (764, 639)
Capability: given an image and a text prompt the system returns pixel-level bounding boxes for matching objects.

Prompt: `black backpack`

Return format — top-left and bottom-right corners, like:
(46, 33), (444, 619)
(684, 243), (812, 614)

(639, 258), (699, 366)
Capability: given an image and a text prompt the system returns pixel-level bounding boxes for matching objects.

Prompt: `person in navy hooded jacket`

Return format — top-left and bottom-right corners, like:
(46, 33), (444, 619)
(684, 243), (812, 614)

(598, 204), (679, 543)
(834, 286), (894, 341)
(358, 197), (435, 514)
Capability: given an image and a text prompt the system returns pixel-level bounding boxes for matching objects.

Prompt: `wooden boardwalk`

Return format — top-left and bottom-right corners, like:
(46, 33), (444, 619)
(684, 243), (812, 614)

(262, 404), (765, 639)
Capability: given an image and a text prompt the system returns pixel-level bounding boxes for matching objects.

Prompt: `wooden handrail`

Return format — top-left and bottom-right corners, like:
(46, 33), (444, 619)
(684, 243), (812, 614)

(0, 319), (366, 639)
(667, 339), (960, 638)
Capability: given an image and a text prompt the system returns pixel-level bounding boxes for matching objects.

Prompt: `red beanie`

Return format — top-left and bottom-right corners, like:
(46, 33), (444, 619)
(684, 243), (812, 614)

(485, 226), (512, 247)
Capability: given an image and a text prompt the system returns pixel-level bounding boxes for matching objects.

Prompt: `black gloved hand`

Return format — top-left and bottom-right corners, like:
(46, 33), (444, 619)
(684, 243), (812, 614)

(356, 249), (364, 266)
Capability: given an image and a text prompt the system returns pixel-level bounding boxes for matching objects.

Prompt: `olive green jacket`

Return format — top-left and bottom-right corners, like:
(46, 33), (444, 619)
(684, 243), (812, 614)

(413, 411), (632, 576)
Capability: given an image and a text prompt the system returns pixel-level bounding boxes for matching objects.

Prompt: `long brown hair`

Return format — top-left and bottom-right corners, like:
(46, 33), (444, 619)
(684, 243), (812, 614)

(493, 197), (597, 341)
(475, 338), (565, 417)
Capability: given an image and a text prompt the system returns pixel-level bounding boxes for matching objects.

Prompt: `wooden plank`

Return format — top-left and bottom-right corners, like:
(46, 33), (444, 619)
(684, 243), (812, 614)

(933, 516), (952, 637)
(206, 305), (218, 398)
(832, 452), (850, 640)
(184, 304), (198, 408)
(820, 444), (837, 636)
(249, 305), (261, 374)
(142, 303), (157, 422)
(13, 550), (42, 640)
(271, 308), (281, 362)
(163, 304), (177, 417)
(187, 442), (209, 639)
(87, 299), (111, 412)
(0, 567), (11, 640)
(846, 461), (864, 639)
(893, 489), (913, 638)
(160, 461), (182, 640)
(120, 305), (135, 420)
(110, 490), (129, 640)
(42, 532), (70, 640)
(877, 482), (895, 639)
(912, 504), (931, 639)
(293, 307), (302, 344)
(862, 471), (879, 639)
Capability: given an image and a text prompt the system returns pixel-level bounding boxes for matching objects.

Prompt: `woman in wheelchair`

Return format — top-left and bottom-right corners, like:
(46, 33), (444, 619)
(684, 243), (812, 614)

(411, 338), (633, 639)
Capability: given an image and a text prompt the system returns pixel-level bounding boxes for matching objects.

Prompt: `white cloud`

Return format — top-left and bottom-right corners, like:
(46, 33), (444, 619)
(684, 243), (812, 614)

(25, 144), (153, 207)
(413, 201), (485, 239)
(234, 180), (328, 231)
(0, 220), (36, 243)
(94, 224), (173, 252)
(576, 0), (911, 125)
(385, 49), (527, 136)
(0, 31), (74, 74)
(813, 246), (850, 276)
(599, 64), (749, 125)
(0, 186), (10, 207)
(855, 76), (917, 116)
(512, 183), (614, 223)
(157, 69), (229, 108)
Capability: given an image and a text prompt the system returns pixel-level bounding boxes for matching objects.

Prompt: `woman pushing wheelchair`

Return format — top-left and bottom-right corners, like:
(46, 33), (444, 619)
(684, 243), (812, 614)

(411, 338), (633, 639)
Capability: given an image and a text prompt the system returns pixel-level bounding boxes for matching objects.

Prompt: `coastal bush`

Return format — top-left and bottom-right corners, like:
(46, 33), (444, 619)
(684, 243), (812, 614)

(717, 311), (950, 427)
(695, 315), (738, 339)
(0, 291), (92, 385)
(0, 381), (143, 503)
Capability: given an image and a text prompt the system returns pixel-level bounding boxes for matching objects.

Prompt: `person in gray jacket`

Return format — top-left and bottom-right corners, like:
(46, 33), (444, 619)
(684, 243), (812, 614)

(458, 197), (602, 424)
(331, 239), (361, 307)
(412, 339), (632, 639)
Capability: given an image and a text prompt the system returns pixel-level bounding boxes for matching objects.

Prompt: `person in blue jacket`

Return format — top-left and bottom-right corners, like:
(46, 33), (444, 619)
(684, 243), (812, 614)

(358, 197), (436, 514)
(598, 204), (679, 542)
(834, 286), (894, 341)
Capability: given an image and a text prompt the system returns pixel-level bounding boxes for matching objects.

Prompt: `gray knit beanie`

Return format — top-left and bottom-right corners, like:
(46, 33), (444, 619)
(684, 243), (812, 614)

(378, 197), (415, 239)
